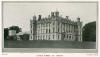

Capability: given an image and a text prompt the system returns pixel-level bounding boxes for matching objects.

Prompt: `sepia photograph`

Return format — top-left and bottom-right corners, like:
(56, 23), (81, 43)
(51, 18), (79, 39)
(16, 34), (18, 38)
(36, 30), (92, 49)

(2, 1), (97, 53)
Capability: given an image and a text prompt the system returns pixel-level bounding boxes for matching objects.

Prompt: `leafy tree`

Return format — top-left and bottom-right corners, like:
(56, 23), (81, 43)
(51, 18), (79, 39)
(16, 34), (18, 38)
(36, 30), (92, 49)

(9, 26), (21, 33)
(4, 28), (9, 40)
(82, 21), (96, 42)
(21, 34), (29, 40)
(7, 36), (17, 40)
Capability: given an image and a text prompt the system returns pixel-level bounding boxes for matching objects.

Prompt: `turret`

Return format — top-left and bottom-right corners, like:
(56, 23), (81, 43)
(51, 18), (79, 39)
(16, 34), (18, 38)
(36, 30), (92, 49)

(77, 17), (80, 22)
(77, 17), (82, 25)
(51, 12), (54, 17)
(38, 15), (42, 20)
(33, 15), (36, 21)
(66, 16), (69, 19)
(55, 11), (59, 17)
(76, 17), (82, 42)
(29, 15), (37, 40)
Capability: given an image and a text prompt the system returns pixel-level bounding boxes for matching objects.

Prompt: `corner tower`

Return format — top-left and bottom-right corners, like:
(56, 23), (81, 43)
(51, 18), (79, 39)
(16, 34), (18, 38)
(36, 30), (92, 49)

(76, 17), (82, 42)
(29, 15), (37, 40)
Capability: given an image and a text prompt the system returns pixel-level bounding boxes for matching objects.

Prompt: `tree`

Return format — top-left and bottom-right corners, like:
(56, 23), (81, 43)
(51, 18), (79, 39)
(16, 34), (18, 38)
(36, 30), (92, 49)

(4, 28), (9, 40)
(21, 34), (29, 40)
(82, 21), (96, 42)
(7, 36), (17, 40)
(9, 26), (21, 33)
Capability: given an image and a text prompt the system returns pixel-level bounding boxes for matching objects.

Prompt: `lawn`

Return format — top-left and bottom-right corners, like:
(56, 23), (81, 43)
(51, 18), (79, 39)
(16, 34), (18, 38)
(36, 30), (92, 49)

(4, 40), (96, 49)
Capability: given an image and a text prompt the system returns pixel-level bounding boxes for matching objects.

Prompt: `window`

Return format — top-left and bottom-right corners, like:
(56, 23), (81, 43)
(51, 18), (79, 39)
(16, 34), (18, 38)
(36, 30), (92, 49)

(58, 28), (59, 32)
(49, 23), (50, 27)
(53, 27), (55, 33)
(43, 35), (45, 40)
(67, 35), (69, 38)
(46, 24), (48, 27)
(69, 35), (71, 38)
(41, 35), (42, 39)
(41, 29), (42, 33)
(43, 29), (45, 33)
(31, 37), (33, 39)
(46, 29), (48, 33)
(53, 35), (54, 40)
(46, 35), (47, 38)
(38, 36), (39, 39)
(46, 35), (48, 40)
(53, 22), (55, 25)
(63, 24), (65, 32)
(74, 26), (76, 32)
(38, 25), (40, 28)
(31, 30), (32, 33)
(58, 22), (59, 25)
(31, 25), (32, 28)
(49, 35), (50, 40)
(58, 35), (59, 40)
(69, 25), (70, 33)
(49, 29), (50, 33)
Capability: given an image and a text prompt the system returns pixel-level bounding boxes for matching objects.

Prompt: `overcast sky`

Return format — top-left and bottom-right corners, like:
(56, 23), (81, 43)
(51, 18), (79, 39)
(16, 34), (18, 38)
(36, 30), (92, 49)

(3, 2), (97, 32)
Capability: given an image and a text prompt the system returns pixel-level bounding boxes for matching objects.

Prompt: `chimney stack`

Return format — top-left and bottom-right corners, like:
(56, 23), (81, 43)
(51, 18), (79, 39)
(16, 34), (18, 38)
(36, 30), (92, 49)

(55, 11), (59, 17)
(77, 17), (80, 22)
(33, 15), (36, 20)
(66, 16), (69, 19)
(38, 15), (42, 20)
(51, 12), (54, 17)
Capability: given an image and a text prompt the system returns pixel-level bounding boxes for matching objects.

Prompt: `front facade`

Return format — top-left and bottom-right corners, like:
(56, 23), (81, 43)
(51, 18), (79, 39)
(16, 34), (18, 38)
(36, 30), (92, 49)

(29, 11), (82, 42)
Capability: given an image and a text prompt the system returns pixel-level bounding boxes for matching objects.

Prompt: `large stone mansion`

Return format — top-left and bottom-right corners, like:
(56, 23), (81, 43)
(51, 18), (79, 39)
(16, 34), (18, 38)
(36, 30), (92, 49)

(29, 11), (82, 42)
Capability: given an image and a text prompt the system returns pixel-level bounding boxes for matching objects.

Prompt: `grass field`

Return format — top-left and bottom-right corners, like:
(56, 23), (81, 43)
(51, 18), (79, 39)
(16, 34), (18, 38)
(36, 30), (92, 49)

(4, 40), (96, 49)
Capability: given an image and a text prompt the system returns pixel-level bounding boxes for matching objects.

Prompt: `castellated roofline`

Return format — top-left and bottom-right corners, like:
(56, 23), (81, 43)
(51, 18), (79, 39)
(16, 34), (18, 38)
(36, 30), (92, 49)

(31, 11), (81, 23)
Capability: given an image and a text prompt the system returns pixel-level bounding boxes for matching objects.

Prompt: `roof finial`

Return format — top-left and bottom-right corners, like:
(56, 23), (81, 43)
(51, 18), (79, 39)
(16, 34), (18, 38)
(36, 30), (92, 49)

(77, 16), (80, 22)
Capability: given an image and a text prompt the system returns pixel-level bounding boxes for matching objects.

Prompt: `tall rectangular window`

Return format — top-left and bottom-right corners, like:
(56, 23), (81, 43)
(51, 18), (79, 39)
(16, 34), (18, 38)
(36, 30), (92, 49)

(31, 30), (32, 33)
(53, 27), (54, 33)
(63, 24), (65, 32)
(43, 35), (45, 40)
(46, 29), (48, 33)
(49, 35), (50, 40)
(53, 22), (55, 25)
(66, 24), (67, 32)
(53, 35), (54, 40)
(58, 28), (59, 32)
(31, 25), (32, 28)
(58, 35), (59, 40)
(49, 29), (50, 33)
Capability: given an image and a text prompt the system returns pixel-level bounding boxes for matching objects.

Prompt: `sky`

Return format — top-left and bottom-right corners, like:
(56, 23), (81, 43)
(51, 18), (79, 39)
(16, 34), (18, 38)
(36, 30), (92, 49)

(3, 2), (97, 32)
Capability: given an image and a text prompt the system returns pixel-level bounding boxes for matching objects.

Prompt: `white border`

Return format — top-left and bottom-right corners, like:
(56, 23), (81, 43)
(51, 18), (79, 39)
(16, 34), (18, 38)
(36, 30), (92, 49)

(0, 0), (99, 57)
